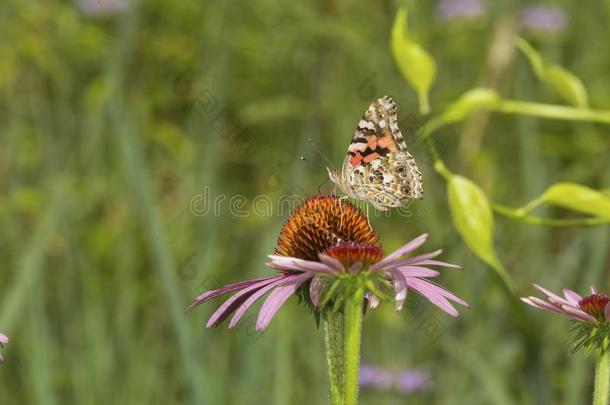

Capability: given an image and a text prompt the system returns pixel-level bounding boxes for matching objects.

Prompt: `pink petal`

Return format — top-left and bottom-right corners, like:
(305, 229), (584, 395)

(373, 249), (442, 270)
(392, 271), (408, 310)
(365, 292), (380, 309)
(256, 273), (311, 331)
(560, 304), (597, 323)
(372, 234), (428, 270)
(395, 266), (440, 278)
(562, 289), (582, 306)
(411, 278), (469, 307)
(229, 275), (310, 328)
(318, 254), (344, 272)
(522, 296), (568, 316)
(415, 259), (462, 269)
(591, 285), (598, 294)
(187, 276), (281, 312)
(266, 255), (334, 274)
(348, 262), (363, 274)
(206, 276), (286, 327)
(309, 276), (323, 306)
(532, 284), (570, 306)
(405, 278), (461, 317)
(0, 333), (8, 345)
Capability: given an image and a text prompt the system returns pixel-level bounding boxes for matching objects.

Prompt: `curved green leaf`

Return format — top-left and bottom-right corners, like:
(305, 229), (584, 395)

(447, 174), (516, 292)
(540, 183), (610, 220)
(517, 37), (588, 107)
(391, 6), (436, 115)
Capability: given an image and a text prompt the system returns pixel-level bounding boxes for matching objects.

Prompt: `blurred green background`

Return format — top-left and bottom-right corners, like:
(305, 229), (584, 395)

(1, 0), (609, 404)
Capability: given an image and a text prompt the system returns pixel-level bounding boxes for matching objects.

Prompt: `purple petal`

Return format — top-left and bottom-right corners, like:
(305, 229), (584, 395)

(256, 273), (311, 331)
(562, 289), (582, 306)
(266, 255), (335, 274)
(229, 275), (307, 328)
(411, 278), (469, 307)
(371, 234), (428, 270)
(591, 285), (598, 294)
(522, 296), (568, 316)
(348, 262), (363, 274)
(415, 259), (462, 269)
(0, 333), (8, 345)
(560, 304), (597, 323)
(206, 276), (286, 327)
(395, 266), (440, 278)
(187, 276), (281, 312)
(365, 292), (380, 309)
(377, 249), (442, 270)
(405, 278), (466, 317)
(318, 253), (344, 272)
(310, 276), (323, 306)
(532, 284), (570, 306)
(392, 270), (408, 310)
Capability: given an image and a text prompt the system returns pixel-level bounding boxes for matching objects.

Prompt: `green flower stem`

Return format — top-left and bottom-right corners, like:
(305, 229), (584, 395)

(344, 288), (365, 405)
(324, 310), (345, 405)
(593, 350), (610, 405)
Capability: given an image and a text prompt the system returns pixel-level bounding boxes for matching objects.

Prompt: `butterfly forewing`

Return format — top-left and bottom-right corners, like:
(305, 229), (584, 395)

(332, 96), (423, 210)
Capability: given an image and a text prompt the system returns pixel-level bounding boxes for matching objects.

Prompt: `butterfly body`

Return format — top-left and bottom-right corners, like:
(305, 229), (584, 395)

(328, 96), (423, 211)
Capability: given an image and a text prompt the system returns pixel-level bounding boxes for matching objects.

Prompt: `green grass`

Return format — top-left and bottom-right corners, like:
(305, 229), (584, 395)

(1, 0), (609, 404)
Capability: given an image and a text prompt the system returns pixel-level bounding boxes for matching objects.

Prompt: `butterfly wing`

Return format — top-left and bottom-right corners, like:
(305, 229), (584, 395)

(339, 96), (423, 209)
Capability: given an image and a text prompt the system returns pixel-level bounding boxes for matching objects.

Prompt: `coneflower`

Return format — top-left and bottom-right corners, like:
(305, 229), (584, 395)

(188, 195), (468, 405)
(522, 284), (610, 405)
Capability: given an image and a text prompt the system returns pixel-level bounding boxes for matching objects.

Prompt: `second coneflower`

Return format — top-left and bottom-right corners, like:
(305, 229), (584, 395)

(0, 333), (9, 364)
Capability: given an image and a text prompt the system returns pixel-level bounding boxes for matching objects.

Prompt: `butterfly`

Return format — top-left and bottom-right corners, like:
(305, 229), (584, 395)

(327, 96), (423, 211)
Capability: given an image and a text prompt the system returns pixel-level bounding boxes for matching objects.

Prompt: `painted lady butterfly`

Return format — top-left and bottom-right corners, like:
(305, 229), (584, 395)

(327, 96), (423, 211)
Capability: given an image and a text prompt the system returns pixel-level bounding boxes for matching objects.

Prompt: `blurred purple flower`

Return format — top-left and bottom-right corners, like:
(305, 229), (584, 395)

(78, 0), (129, 17)
(395, 369), (433, 394)
(360, 364), (432, 394)
(437, 0), (486, 21)
(0, 333), (9, 364)
(521, 5), (568, 34)
(360, 365), (395, 390)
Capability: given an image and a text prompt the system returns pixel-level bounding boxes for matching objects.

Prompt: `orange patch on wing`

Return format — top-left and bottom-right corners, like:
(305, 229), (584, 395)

(377, 136), (398, 152)
(350, 152), (363, 167)
(366, 135), (378, 150)
(362, 152), (381, 163)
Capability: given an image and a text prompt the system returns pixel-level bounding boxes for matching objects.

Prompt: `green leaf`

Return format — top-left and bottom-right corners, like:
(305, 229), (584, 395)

(447, 174), (516, 292)
(517, 37), (588, 107)
(539, 183), (610, 220)
(439, 87), (501, 124)
(391, 6), (436, 115)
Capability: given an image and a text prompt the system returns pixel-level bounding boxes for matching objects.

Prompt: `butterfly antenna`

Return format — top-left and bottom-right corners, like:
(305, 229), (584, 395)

(307, 138), (336, 169)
